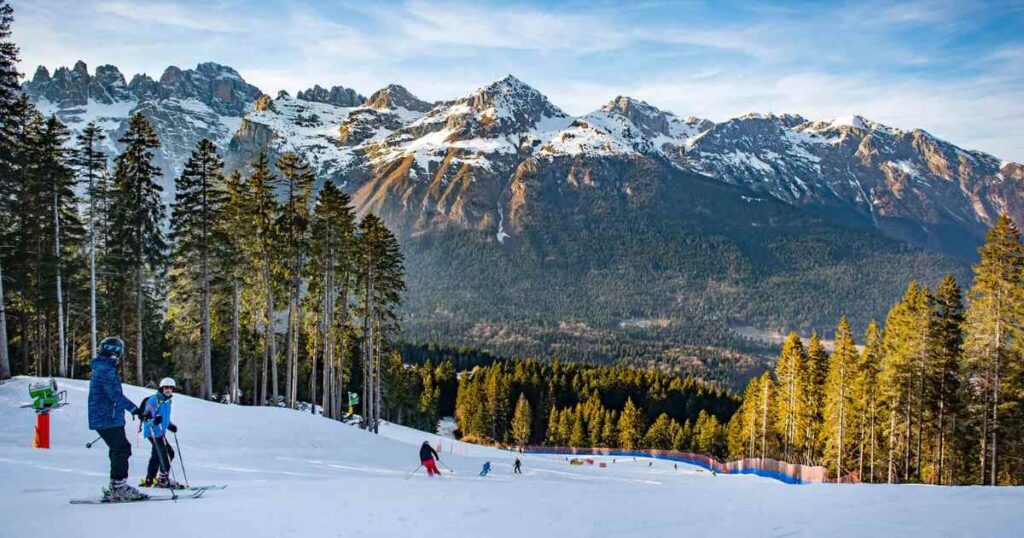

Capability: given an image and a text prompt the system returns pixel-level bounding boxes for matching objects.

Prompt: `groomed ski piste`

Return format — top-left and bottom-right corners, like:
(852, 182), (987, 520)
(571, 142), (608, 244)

(1, 377), (1021, 537)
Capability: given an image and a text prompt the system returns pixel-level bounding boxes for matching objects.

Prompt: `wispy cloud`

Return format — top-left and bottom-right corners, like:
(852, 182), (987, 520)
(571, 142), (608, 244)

(11, 0), (1024, 161)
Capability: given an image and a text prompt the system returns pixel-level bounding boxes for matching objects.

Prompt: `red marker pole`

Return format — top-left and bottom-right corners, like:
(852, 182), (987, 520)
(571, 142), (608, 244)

(33, 412), (50, 449)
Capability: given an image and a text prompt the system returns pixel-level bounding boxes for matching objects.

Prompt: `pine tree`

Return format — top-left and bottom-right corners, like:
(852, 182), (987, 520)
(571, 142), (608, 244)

(72, 123), (108, 359)
(929, 275), (963, 485)
(569, 407), (587, 448)
(0, 0), (20, 379)
(855, 320), (883, 482)
(417, 364), (440, 432)
(308, 181), (357, 418)
(643, 413), (675, 450)
(276, 152), (315, 408)
(109, 113), (166, 384)
(618, 398), (645, 450)
(168, 139), (225, 398)
(512, 393), (533, 446)
(546, 406), (560, 445)
(602, 410), (619, 447)
(357, 214), (405, 432)
(879, 282), (930, 483)
(773, 332), (805, 461)
(962, 216), (1024, 485)
(0, 96), (35, 378)
(800, 333), (828, 465)
(485, 368), (511, 441)
(242, 153), (280, 405)
(219, 171), (248, 403)
(823, 317), (858, 481)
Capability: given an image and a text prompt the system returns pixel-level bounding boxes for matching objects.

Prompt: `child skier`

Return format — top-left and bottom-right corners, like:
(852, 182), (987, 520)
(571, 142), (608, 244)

(513, 458), (522, 474)
(420, 441), (442, 477)
(87, 336), (150, 501)
(479, 461), (491, 476)
(140, 378), (182, 489)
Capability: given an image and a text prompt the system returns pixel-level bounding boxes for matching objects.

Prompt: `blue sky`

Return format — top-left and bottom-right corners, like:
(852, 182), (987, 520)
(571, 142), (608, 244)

(14, 0), (1024, 161)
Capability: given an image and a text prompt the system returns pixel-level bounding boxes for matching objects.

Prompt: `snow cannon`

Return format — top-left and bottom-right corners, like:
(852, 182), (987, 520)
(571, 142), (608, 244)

(26, 379), (68, 449)
(29, 379), (66, 411)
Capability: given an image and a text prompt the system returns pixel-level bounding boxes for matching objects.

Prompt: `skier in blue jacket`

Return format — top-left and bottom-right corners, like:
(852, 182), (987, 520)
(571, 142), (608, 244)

(140, 378), (182, 489)
(87, 336), (150, 501)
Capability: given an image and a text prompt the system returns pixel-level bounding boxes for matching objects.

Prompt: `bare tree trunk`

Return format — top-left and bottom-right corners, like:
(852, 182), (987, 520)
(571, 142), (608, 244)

(310, 320), (317, 415)
(229, 277), (240, 403)
(135, 263), (144, 385)
(936, 372), (947, 485)
(760, 380), (768, 460)
(264, 261), (277, 405)
(991, 364), (999, 486)
(292, 299), (301, 408)
(870, 398), (876, 483)
(888, 408), (896, 484)
(374, 321), (382, 433)
(0, 260), (10, 379)
(88, 166), (97, 359)
(915, 361), (924, 482)
(201, 250), (212, 399)
(903, 378), (912, 483)
(55, 191), (67, 378)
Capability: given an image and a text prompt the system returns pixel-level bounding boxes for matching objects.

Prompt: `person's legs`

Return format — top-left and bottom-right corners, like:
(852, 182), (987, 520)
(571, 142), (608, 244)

(424, 459), (440, 476)
(97, 428), (131, 481)
(155, 437), (171, 475)
(146, 438), (161, 482)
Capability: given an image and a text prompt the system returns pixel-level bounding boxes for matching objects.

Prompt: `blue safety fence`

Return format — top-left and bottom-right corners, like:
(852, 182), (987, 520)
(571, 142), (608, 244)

(519, 446), (828, 484)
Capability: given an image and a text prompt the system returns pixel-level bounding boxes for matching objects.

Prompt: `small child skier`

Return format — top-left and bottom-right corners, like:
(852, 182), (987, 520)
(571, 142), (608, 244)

(479, 461), (491, 476)
(140, 378), (182, 489)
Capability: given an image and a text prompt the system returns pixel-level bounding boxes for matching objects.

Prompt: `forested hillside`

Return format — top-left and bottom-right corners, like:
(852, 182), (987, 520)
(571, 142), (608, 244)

(727, 218), (1024, 485)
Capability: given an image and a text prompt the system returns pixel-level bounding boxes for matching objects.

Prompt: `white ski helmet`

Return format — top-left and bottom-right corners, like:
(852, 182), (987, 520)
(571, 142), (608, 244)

(159, 377), (176, 389)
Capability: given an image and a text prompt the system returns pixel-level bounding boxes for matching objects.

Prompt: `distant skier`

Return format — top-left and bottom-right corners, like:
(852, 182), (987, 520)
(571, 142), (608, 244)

(513, 458), (522, 474)
(479, 461), (491, 476)
(674, 463), (678, 470)
(420, 441), (442, 477)
(87, 336), (150, 501)
(139, 378), (182, 489)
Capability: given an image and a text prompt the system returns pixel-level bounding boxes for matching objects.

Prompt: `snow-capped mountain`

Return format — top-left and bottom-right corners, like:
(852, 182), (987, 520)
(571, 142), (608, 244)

(23, 64), (1024, 257)
(23, 61), (262, 201)
(679, 113), (1024, 257)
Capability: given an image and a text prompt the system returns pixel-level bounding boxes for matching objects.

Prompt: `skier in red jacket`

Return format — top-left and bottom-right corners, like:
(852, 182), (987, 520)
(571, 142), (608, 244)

(420, 441), (441, 476)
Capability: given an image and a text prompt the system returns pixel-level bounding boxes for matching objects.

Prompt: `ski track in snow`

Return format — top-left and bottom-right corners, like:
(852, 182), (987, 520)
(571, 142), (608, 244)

(1, 376), (1021, 537)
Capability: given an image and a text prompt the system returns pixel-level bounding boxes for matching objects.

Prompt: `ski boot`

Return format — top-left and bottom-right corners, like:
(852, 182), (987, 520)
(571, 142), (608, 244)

(103, 479), (149, 501)
(154, 472), (184, 490)
(139, 477), (155, 488)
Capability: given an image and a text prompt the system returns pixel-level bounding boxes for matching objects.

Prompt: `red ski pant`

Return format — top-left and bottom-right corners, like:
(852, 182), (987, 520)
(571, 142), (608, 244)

(423, 459), (441, 476)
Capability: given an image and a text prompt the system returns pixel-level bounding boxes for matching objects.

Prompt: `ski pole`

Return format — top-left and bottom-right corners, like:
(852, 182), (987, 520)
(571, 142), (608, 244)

(405, 464), (423, 480)
(85, 435), (102, 449)
(438, 460), (455, 474)
(173, 431), (190, 488)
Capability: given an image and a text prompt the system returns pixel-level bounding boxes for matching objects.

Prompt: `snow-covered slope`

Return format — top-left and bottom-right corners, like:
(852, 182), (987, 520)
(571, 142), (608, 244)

(1, 376), (1020, 537)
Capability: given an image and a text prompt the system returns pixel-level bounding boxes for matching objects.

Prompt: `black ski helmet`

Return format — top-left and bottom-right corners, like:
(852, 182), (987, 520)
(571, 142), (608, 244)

(98, 336), (125, 360)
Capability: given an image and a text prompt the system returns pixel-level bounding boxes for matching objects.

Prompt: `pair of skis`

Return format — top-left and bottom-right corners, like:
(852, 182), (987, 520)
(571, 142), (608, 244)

(69, 485), (226, 505)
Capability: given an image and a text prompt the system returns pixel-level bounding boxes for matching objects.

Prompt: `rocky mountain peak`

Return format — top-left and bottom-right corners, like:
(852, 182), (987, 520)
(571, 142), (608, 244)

(600, 96), (675, 137)
(296, 84), (365, 107)
(366, 84), (431, 112)
(31, 65), (50, 84)
(456, 75), (567, 135)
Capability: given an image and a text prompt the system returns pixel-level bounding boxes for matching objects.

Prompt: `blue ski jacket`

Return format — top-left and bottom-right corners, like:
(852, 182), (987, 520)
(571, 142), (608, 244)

(87, 355), (138, 431)
(142, 392), (173, 438)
